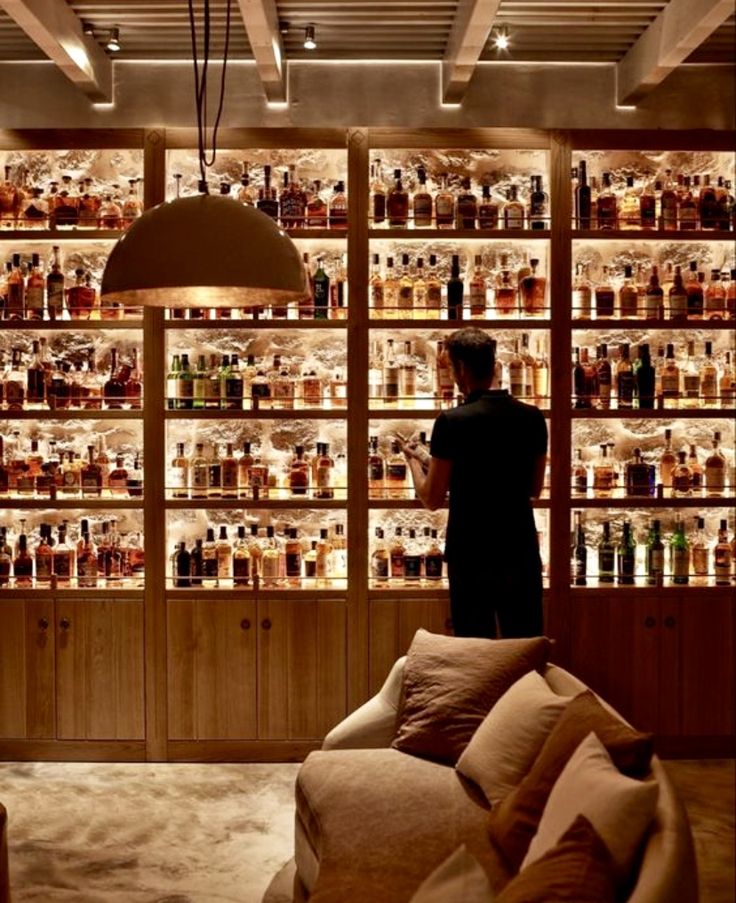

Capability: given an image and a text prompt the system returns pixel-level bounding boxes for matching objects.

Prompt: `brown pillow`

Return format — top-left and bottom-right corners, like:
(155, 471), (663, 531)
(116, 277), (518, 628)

(496, 814), (616, 903)
(391, 629), (552, 765)
(487, 690), (653, 872)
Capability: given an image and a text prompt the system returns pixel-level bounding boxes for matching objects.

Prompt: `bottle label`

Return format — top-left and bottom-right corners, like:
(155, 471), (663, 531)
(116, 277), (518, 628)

(404, 555), (422, 579)
(390, 552), (404, 577)
(648, 549), (665, 578)
(371, 285), (384, 308)
(316, 466), (332, 489)
(425, 554), (443, 579)
(386, 462), (407, 481)
(705, 465), (725, 491)
(371, 554), (388, 579)
(54, 555), (73, 578)
(285, 552), (302, 577)
(368, 460), (384, 481)
(683, 375), (700, 397)
(672, 548), (689, 578)
(26, 287), (44, 310)
(598, 549), (615, 578)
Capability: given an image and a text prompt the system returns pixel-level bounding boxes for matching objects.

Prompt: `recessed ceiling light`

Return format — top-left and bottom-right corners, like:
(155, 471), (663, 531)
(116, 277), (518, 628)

(494, 29), (510, 50)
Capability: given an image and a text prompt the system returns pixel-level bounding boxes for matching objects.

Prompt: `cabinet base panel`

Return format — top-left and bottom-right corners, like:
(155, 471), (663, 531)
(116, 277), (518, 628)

(656, 736), (736, 759)
(0, 740), (146, 762)
(167, 740), (321, 762)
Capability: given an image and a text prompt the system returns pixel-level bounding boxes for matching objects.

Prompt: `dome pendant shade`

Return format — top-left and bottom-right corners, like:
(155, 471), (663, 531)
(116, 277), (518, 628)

(101, 195), (307, 308)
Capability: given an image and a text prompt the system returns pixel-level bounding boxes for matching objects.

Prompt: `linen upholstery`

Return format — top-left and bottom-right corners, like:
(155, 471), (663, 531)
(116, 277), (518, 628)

(392, 630), (552, 764)
(409, 845), (493, 903)
(0, 803), (9, 903)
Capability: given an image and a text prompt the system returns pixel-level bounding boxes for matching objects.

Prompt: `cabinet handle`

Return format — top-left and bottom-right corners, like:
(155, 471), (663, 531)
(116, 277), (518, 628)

(59, 617), (71, 631)
(644, 616), (656, 628)
(261, 618), (272, 630)
(664, 615), (676, 629)
(38, 617), (49, 631)
(240, 618), (251, 631)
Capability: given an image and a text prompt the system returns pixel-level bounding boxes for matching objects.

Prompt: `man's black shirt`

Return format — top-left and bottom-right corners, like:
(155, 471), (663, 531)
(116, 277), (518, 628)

(430, 388), (547, 563)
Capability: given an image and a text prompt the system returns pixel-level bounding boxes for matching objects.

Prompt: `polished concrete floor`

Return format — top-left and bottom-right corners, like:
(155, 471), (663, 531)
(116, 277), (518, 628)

(0, 758), (732, 901)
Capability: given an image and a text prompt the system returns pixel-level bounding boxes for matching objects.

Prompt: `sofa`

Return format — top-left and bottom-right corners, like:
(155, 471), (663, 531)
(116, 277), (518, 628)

(288, 633), (698, 903)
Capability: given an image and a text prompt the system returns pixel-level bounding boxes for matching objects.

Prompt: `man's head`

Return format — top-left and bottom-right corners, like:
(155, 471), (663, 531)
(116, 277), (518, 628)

(445, 327), (495, 390)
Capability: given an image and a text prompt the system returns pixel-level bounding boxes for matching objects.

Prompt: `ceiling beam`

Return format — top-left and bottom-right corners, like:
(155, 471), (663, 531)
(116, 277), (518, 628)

(442, 0), (502, 104)
(0, 0), (112, 102)
(617, 0), (733, 105)
(236, 0), (286, 103)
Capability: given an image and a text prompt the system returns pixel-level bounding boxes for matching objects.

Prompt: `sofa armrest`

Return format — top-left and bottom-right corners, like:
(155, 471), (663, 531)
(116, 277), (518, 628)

(0, 803), (10, 903)
(322, 656), (406, 750)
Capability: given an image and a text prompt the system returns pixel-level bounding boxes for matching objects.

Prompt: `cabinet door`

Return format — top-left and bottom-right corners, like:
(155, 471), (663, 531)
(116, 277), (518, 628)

(0, 600), (55, 739)
(167, 599), (257, 740)
(369, 599), (452, 695)
(569, 596), (660, 734)
(258, 599), (346, 740)
(675, 597), (735, 738)
(56, 600), (144, 740)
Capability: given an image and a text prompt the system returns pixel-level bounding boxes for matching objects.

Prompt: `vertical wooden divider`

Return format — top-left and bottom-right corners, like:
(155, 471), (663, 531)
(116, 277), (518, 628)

(548, 131), (573, 662)
(142, 128), (168, 760)
(346, 129), (370, 708)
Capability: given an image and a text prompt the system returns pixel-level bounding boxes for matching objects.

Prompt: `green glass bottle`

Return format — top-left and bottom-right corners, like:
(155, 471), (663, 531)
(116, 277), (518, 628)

(646, 519), (665, 587)
(597, 520), (615, 584)
(166, 353), (181, 411)
(192, 354), (207, 410)
(670, 517), (690, 585)
(313, 257), (330, 320)
(617, 521), (636, 586)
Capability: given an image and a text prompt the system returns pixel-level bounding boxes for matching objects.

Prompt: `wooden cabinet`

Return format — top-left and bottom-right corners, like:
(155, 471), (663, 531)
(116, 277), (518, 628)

(0, 599), (144, 742)
(168, 598), (346, 741)
(570, 591), (735, 751)
(369, 599), (452, 694)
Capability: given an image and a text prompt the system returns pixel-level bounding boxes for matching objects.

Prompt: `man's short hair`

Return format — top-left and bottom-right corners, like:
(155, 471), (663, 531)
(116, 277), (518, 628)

(445, 327), (495, 381)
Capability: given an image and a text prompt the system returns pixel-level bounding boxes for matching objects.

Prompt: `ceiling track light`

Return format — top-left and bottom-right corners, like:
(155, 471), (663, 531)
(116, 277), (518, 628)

(82, 21), (95, 36)
(304, 24), (317, 50)
(106, 26), (121, 53)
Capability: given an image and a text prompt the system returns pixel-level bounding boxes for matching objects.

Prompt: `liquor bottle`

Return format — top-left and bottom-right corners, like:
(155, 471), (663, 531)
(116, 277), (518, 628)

(257, 165), (279, 220)
(594, 266), (615, 318)
(435, 173), (455, 229)
(126, 453), (143, 498)
(382, 256), (399, 317)
(700, 341), (718, 406)
(398, 253), (414, 315)
(122, 179), (143, 226)
(625, 447), (652, 497)
(54, 524), (75, 587)
(313, 256), (330, 320)
(398, 341), (416, 407)
(172, 542), (191, 588)
(634, 343), (655, 409)
(261, 526), (280, 587)
(24, 339), (45, 407)
(509, 340), (525, 399)
(597, 172), (617, 229)
(189, 443), (209, 499)
(43, 245), (65, 321)
(80, 444), (103, 498)
(720, 351), (735, 405)
(435, 340), (455, 405)
(370, 527), (389, 582)
(469, 255), (486, 318)
(279, 166), (306, 228)
(528, 175), (548, 230)
(619, 175), (640, 229)
(691, 517), (709, 580)
(520, 258), (546, 317)
(495, 259), (516, 316)
(288, 445), (310, 496)
(388, 527), (405, 581)
(727, 268), (736, 319)
(314, 442), (335, 500)
(572, 448), (588, 495)
(166, 354), (181, 410)
(305, 180), (328, 228)
(597, 521), (615, 584)
(386, 439), (408, 499)
(668, 265), (688, 321)
(686, 444), (703, 493)
(424, 254), (442, 318)
(34, 525), (53, 586)
(699, 174), (719, 230)
(705, 269), (725, 319)
(572, 347), (588, 409)
(107, 454), (128, 497)
(575, 160), (591, 229)
(646, 520), (665, 586)
(479, 184), (499, 229)
(503, 185), (525, 229)
(219, 442), (238, 499)
(368, 436), (385, 496)
(685, 261), (703, 318)
(412, 256), (427, 317)
(369, 254), (384, 317)
(66, 268), (96, 320)
(456, 177), (477, 229)
(672, 450), (692, 497)
(642, 265), (663, 319)
(704, 431), (726, 496)
(328, 181), (348, 230)
(593, 443), (615, 497)
(24, 253), (44, 319)
(447, 254), (464, 321)
(12, 532), (33, 587)
(0, 527), (11, 586)
(658, 429), (676, 489)
(572, 263), (591, 318)
(616, 343), (635, 409)
(284, 528), (302, 586)
(402, 528), (421, 583)
(387, 169), (409, 227)
(5, 254), (24, 319)
(670, 517), (690, 585)
(617, 265), (637, 318)
(639, 176), (656, 229)
(232, 526), (251, 587)
(237, 162), (256, 206)
(572, 510), (587, 585)
(424, 529), (444, 582)
(660, 170), (678, 230)
(370, 159), (386, 225)
(104, 348), (126, 409)
(201, 527), (218, 588)
(660, 343), (680, 407)
(222, 353), (243, 410)
(215, 525), (233, 586)
(714, 520), (732, 585)
(680, 340), (700, 407)
(617, 522), (636, 586)
(413, 167), (433, 227)
(331, 523), (347, 580)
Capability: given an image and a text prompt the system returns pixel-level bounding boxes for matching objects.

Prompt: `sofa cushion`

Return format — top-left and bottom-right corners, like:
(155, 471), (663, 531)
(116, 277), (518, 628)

(296, 748), (511, 903)
(392, 629), (552, 765)
(456, 669), (572, 804)
(522, 732), (659, 885)
(409, 845), (493, 903)
(487, 690), (653, 872)
(497, 814), (616, 903)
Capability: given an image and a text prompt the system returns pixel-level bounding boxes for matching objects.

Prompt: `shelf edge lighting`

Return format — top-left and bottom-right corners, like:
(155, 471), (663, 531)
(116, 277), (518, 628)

(100, 195), (307, 308)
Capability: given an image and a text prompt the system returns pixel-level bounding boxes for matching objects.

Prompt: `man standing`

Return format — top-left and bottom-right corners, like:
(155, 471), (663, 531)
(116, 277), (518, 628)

(401, 327), (547, 638)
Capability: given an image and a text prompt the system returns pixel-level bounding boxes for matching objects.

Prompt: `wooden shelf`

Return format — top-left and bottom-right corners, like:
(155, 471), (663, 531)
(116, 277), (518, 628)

(570, 496), (736, 508)
(0, 588), (144, 599)
(0, 229), (124, 241)
(165, 497), (347, 508)
(568, 581), (736, 592)
(368, 497), (550, 508)
(1, 318), (144, 329)
(369, 228), (551, 239)
(571, 407), (736, 419)
(2, 409), (144, 419)
(163, 408), (347, 420)
(572, 229), (734, 241)
(164, 318), (348, 329)
(369, 317), (551, 328)
(0, 498), (144, 509)
(572, 318), (736, 330)
(369, 405), (551, 417)
(282, 228), (348, 239)
(165, 587), (347, 599)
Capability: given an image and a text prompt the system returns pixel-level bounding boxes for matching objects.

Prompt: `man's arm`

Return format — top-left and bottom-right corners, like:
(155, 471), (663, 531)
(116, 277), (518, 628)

(531, 454), (547, 499)
(406, 455), (451, 511)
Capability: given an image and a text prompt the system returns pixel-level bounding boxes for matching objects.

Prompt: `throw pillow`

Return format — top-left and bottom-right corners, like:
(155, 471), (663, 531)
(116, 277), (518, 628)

(457, 669), (572, 804)
(496, 814), (616, 903)
(487, 689), (653, 871)
(409, 845), (494, 903)
(392, 630), (552, 765)
(522, 732), (659, 884)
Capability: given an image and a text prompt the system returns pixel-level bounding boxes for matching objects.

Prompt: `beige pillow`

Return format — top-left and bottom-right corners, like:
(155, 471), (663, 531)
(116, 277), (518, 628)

(457, 670), (572, 804)
(392, 630), (553, 764)
(410, 845), (494, 903)
(522, 731), (659, 884)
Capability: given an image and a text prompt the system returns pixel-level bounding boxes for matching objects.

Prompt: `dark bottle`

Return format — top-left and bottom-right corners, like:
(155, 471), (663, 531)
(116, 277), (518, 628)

(634, 342), (655, 409)
(313, 257), (330, 319)
(478, 185), (499, 229)
(127, 454), (143, 497)
(104, 348), (126, 409)
(646, 520), (665, 587)
(0, 528), (11, 586)
(617, 522), (636, 586)
(81, 444), (103, 498)
(46, 246), (65, 320)
(529, 175), (548, 230)
(686, 261), (704, 318)
(572, 347), (589, 409)
(404, 528), (422, 581)
(26, 339), (46, 405)
(598, 521), (615, 584)
(575, 160), (591, 229)
(424, 529), (444, 580)
(572, 511), (587, 586)
(13, 533), (34, 587)
(625, 448), (652, 497)
(173, 541), (191, 588)
(223, 353), (244, 410)
(387, 169), (409, 227)
(699, 175), (719, 230)
(202, 528), (219, 583)
(447, 254), (464, 321)
(233, 525), (251, 587)
(257, 165), (279, 220)
(189, 538), (204, 587)
(455, 177), (477, 229)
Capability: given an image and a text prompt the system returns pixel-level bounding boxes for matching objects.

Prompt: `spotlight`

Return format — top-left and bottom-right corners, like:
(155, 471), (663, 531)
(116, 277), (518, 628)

(82, 21), (95, 36)
(279, 20), (290, 35)
(106, 26), (121, 53)
(494, 28), (510, 50)
(304, 24), (316, 50)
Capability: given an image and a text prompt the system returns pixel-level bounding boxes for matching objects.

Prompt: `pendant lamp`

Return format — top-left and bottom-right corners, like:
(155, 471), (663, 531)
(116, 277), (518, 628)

(100, 0), (306, 310)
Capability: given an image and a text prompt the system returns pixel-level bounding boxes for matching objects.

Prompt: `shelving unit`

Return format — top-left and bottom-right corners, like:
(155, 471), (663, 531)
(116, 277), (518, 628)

(0, 127), (733, 760)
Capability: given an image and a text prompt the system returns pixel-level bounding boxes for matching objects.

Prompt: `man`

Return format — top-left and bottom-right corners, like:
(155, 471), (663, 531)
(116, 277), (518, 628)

(401, 327), (547, 639)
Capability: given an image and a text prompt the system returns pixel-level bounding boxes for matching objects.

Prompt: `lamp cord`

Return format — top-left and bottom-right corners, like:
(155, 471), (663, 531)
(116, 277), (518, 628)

(188, 0), (233, 192)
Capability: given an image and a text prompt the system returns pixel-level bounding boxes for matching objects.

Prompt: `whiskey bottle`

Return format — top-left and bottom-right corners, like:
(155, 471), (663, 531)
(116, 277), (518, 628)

(104, 348), (126, 409)
(207, 443), (222, 499)
(615, 343), (635, 409)
(261, 526), (280, 587)
(328, 181), (348, 230)
(619, 175), (640, 230)
(54, 524), (75, 587)
(257, 165), (279, 221)
(685, 261), (704, 318)
(190, 443), (209, 499)
(383, 256), (399, 317)
(594, 266), (615, 318)
(617, 522), (636, 586)
(642, 265), (663, 320)
(447, 254), (463, 321)
(681, 340), (700, 407)
(575, 160), (591, 229)
(413, 167), (433, 227)
(370, 254), (384, 317)
(646, 520), (665, 586)
(331, 523), (348, 579)
(520, 258), (546, 317)
(387, 169), (409, 227)
(435, 174), (455, 229)
(659, 429), (677, 489)
(237, 442), (253, 498)
(660, 170), (678, 230)
(189, 538), (204, 587)
(289, 445), (310, 496)
(0, 528), (12, 585)
(285, 528), (303, 586)
(232, 525), (251, 587)
(389, 527), (405, 581)
(668, 265), (688, 321)
(687, 444), (703, 492)
(691, 517), (709, 580)
(503, 185), (525, 230)
(625, 448), (652, 497)
(598, 521), (615, 584)
(398, 254), (414, 315)
(306, 180), (328, 228)
(202, 528), (218, 588)
(425, 255), (442, 318)
(456, 177), (477, 229)
(81, 445), (103, 498)
(672, 450), (692, 497)
(639, 176), (656, 229)
(371, 527), (389, 581)
(24, 253), (44, 319)
(313, 257), (330, 319)
(238, 162), (256, 206)
(705, 269), (725, 319)
(714, 519), (732, 585)
(404, 528), (422, 582)
(529, 175), (548, 230)
(172, 542), (191, 588)
(425, 529), (444, 582)
(435, 340), (455, 404)
(634, 343), (655, 409)
(413, 257), (427, 316)
(660, 343), (680, 407)
(127, 454), (143, 497)
(478, 184), (499, 230)
(385, 440), (408, 499)
(216, 525), (233, 586)
(280, 165), (306, 228)
(700, 341), (718, 406)
(597, 172), (617, 230)
(704, 431), (726, 496)
(572, 511), (587, 586)
(398, 341), (417, 406)
(368, 437), (385, 496)
(593, 443), (615, 497)
(618, 265), (638, 318)
(382, 339), (400, 406)
(108, 454), (129, 497)
(670, 517), (690, 585)
(572, 449), (588, 496)
(35, 525), (53, 585)
(221, 442), (238, 499)
(572, 263), (591, 318)
(469, 255), (486, 318)
(370, 160), (386, 225)
(314, 442), (334, 499)
(13, 532), (33, 588)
